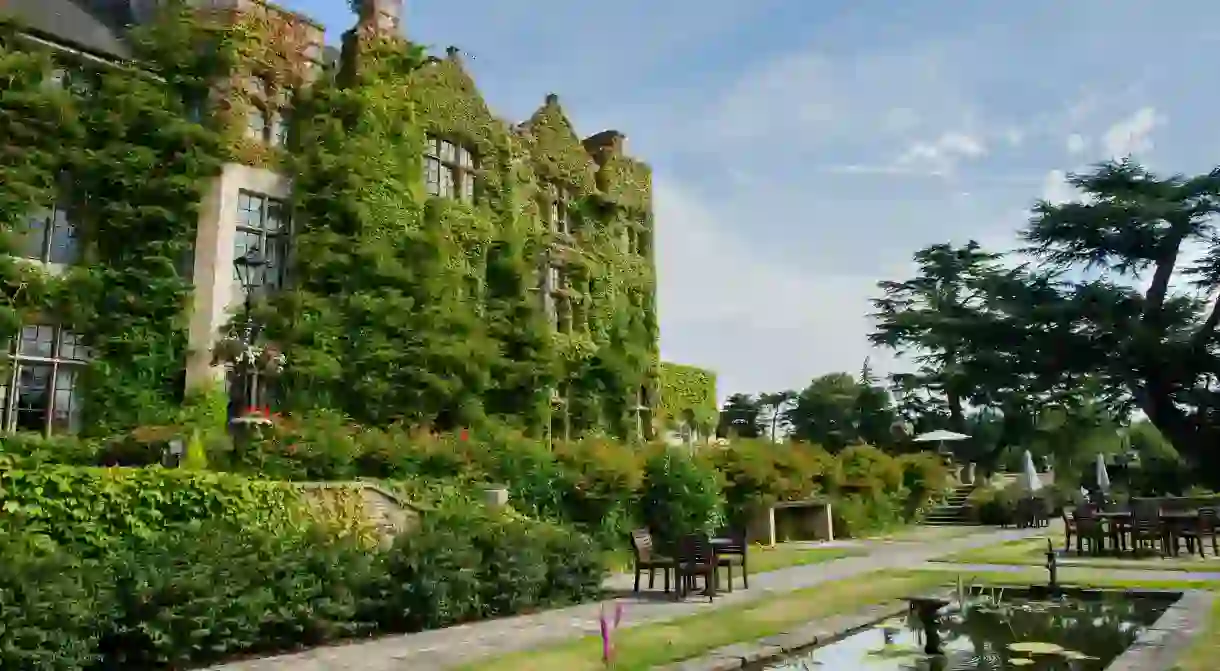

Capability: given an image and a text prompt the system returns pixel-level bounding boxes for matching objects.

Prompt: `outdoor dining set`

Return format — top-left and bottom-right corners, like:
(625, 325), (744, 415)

(1061, 500), (1219, 558)
(628, 528), (749, 600)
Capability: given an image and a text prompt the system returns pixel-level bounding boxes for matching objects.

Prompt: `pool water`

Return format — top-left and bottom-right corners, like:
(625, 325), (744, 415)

(758, 589), (1175, 671)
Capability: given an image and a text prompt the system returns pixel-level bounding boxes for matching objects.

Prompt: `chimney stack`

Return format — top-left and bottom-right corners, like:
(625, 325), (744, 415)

(356, 0), (402, 36)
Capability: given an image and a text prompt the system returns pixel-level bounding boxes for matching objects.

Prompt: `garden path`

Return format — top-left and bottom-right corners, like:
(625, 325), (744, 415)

(205, 526), (1046, 671)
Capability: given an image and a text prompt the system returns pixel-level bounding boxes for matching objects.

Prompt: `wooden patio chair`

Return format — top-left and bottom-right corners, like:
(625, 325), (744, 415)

(1129, 501), (1169, 557)
(675, 534), (717, 601)
(628, 528), (674, 594)
(1071, 504), (1105, 555)
(1178, 507), (1219, 558)
(714, 528), (748, 591)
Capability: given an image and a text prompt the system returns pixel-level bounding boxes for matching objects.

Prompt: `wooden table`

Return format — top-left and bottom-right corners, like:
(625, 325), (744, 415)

(1088, 510), (1201, 556)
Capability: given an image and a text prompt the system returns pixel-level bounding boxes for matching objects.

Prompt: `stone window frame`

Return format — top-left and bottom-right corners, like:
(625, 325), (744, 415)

(243, 76), (290, 147)
(234, 190), (291, 292)
(20, 197), (80, 266)
(548, 183), (575, 236)
(423, 135), (477, 202)
(0, 324), (91, 436)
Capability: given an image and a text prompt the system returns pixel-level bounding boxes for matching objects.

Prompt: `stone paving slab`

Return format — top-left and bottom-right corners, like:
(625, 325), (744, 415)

(205, 527), (1045, 671)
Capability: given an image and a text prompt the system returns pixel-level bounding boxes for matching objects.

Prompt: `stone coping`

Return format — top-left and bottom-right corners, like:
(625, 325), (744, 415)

(654, 586), (1213, 671)
(1106, 589), (1212, 671)
(294, 480), (430, 512)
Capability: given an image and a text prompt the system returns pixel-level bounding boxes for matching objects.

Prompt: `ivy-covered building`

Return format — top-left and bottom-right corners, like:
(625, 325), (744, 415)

(0, 0), (662, 439)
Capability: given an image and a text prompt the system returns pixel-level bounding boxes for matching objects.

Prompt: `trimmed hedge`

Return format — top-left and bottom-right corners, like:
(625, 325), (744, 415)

(1, 417), (951, 544)
(0, 465), (303, 554)
(0, 496), (604, 669)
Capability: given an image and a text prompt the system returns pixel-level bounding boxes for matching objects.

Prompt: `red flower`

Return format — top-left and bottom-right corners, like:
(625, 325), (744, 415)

(459, 428), (470, 442)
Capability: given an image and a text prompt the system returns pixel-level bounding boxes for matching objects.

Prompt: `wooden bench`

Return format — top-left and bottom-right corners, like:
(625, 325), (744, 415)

(746, 498), (834, 546)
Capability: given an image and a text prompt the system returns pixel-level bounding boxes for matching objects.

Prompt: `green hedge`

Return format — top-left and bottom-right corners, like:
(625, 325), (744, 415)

(0, 499), (604, 669)
(2, 418), (951, 544)
(0, 465), (303, 554)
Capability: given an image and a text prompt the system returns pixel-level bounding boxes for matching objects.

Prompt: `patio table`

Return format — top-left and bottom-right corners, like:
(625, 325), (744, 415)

(1089, 510), (1201, 556)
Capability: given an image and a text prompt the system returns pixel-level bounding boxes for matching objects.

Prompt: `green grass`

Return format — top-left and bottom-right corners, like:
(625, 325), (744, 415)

(467, 565), (1220, 671)
(749, 544), (864, 573)
(1172, 594), (1220, 671)
(936, 537), (1220, 572)
(457, 570), (946, 671)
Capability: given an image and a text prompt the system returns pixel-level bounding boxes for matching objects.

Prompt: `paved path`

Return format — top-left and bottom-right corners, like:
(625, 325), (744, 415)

(206, 526), (1045, 671)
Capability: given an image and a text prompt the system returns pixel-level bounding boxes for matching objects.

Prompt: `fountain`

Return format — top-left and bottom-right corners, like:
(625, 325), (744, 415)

(1045, 537), (1060, 596)
(905, 597), (949, 655)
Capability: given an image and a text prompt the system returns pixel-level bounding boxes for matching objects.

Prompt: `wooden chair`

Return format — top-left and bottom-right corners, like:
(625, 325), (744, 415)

(1178, 507), (1219, 557)
(628, 529), (673, 594)
(714, 528), (748, 591)
(676, 534), (717, 601)
(1071, 504), (1105, 555)
(1129, 501), (1168, 557)
(1060, 508), (1077, 552)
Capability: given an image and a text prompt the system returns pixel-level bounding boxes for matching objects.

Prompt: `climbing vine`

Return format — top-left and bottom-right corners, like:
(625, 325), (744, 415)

(0, 6), (226, 434)
(260, 29), (659, 438)
(657, 362), (718, 434)
(2, 3), (664, 440)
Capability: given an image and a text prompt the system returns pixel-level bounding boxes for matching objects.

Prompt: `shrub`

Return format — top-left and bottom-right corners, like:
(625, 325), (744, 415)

(640, 446), (725, 544)
(837, 443), (903, 495)
(0, 432), (100, 467)
(97, 522), (380, 668)
(374, 505), (602, 629)
(896, 452), (951, 516)
(831, 490), (906, 537)
(0, 466), (305, 554)
(0, 526), (105, 671)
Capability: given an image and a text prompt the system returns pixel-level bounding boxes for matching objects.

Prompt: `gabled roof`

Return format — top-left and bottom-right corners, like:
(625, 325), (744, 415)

(0, 0), (133, 60)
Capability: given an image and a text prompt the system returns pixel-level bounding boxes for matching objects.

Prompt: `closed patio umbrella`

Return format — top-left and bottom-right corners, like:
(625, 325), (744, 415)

(1023, 450), (1042, 493)
(1095, 452), (1111, 493)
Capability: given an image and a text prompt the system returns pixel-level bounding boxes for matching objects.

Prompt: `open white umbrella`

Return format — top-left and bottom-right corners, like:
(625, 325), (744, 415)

(1095, 452), (1111, 493)
(912, 430), (971, 443)
(1023, 450), (1042, 493)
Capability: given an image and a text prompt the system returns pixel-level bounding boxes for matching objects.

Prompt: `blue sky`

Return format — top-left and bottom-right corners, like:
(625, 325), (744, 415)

(281, 0), (1220, 400)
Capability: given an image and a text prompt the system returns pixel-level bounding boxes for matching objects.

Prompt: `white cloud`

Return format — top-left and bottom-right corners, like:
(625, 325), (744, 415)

(894, 132), (987, 175)
(1102, 107), (1164, 158)
(1066, 133), (1087, 155)
(1040, 169), (1076, 204)
(654, 177), (898, 398)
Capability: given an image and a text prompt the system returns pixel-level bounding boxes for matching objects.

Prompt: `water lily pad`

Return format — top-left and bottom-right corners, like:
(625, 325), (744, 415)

(1008, 642), (1065, 654)
(1010, 659), (1035, 666)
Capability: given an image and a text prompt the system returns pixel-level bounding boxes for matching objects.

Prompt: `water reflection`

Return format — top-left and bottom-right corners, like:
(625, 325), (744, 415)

(761, 591), (1173, 671)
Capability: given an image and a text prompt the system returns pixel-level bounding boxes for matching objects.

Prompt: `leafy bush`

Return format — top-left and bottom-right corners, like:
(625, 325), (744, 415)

(896, 452), (951, 516)
(0, 432), (101, 467)
(97, 522), (380, 668)
(0, 526), (105, 671)
(374, 505), (604, 630)
(0, 466), (304, 554)
(640, 446), (725, 544)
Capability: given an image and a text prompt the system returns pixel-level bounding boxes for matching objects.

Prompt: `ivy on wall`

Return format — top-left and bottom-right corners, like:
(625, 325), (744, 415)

(2, 4), (666, 441)
(262, 31), (660, 438)
(0, 6), (227, 434)
(657, 362), (718, 434)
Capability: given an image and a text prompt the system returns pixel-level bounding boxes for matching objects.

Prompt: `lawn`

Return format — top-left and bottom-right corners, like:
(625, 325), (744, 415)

(749, 544), (864, 574)
(458, 570), (947, 671)
(467, 561), (1220, 671)
(935, 536), (1220, 572)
